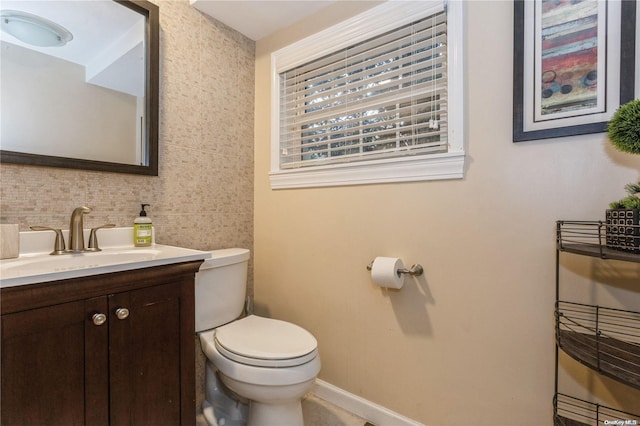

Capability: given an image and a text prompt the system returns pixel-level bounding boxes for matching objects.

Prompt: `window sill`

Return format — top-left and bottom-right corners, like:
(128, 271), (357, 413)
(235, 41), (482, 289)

(269, 152), (465, 189)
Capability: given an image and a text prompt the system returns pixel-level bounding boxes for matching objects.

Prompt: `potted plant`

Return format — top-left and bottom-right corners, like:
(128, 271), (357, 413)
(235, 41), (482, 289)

(606, 182), (640, 253)
(606, 99), (640, 252)
(607, 99), (640, 154)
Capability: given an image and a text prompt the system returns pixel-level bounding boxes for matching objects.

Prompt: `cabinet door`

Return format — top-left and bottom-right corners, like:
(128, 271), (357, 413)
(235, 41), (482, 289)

(1, 297), (109, 426)
(109, 282), (193, 426)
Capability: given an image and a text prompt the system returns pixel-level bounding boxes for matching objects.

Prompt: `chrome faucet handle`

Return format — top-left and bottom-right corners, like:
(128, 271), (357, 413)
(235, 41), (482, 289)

(87, 224), (116, 252)
(30, 226), (67, 255)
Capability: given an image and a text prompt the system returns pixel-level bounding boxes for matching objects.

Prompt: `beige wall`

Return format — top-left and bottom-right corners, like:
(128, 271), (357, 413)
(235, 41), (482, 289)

(254, 1), (640, 424)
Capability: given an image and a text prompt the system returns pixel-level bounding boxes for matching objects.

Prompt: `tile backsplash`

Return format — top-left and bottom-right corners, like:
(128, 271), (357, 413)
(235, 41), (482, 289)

(0, 0), (254, 256)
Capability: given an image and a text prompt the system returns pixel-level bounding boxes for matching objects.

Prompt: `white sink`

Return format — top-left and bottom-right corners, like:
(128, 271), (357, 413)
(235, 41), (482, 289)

(2, 249), (162, 274)
(0, 228), (210, 287)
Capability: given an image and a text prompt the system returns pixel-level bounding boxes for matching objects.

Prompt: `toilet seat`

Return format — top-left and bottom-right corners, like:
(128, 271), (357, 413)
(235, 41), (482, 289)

(214, 315), (318, 368)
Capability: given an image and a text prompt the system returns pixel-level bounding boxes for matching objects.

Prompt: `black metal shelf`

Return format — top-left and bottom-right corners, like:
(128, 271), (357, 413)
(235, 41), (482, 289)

(557, 221), (640, 263)
(556, 301), (640, 390)
(555, 220), (640, 424)
(554, 393), (640, 426)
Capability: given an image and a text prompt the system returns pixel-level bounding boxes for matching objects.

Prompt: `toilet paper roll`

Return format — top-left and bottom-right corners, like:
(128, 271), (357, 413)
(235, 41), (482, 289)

(370, 257), (404, 289)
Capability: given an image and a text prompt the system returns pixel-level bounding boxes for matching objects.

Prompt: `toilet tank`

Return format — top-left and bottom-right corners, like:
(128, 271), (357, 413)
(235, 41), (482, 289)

(195, 248), (250, 332)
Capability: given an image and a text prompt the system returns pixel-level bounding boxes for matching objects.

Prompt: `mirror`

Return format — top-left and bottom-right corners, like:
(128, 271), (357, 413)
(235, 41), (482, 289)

(0, 0), (159, 175)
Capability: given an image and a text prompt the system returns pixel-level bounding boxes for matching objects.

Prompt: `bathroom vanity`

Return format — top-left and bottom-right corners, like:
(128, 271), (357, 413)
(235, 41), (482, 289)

(0, 229), (209, 425)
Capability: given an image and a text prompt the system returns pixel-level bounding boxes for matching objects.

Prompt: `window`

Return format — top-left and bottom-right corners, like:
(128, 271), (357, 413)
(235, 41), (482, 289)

(270, 1), (465, 189)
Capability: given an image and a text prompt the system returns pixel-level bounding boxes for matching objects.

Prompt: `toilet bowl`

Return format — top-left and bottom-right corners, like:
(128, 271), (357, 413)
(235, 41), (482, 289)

(195, 249), (321, 426)
(199, 315), (321, 426)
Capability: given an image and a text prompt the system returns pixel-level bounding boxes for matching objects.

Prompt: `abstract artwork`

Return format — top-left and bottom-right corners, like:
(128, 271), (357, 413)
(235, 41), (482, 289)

(538, 0), (601, 117)
(513, 0), (636, 142)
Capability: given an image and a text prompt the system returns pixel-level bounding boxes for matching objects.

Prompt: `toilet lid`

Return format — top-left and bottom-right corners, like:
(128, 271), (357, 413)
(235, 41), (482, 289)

(214, 315), (318, 368)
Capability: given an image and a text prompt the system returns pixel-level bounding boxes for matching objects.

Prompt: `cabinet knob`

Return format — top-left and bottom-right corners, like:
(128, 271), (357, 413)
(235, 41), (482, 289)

(92, 313), (107, 326)
(115, 308), (130, 320)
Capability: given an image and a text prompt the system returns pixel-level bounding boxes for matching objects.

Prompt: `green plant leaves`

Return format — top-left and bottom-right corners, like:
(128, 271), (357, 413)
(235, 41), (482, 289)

(607, 99), (640, 154)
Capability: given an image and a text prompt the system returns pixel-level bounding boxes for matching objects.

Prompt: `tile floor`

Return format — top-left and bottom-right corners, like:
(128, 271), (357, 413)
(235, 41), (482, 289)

(196, 393), (368, 426)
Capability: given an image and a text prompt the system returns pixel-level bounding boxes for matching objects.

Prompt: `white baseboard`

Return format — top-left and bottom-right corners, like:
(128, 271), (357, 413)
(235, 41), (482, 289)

(312, 379), (425, 426)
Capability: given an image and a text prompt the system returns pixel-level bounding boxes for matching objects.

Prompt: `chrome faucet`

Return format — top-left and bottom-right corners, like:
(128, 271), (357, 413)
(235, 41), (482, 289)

(31, 207), (114, 255)
(68, 206), (91, 252)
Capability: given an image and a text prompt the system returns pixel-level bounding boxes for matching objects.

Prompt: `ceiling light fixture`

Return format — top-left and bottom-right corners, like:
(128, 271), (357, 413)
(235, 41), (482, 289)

(1, 10), (73, 47)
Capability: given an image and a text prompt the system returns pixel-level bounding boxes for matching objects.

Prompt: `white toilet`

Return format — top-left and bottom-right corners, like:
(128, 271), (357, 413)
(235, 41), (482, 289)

(195, 248), (321, 426)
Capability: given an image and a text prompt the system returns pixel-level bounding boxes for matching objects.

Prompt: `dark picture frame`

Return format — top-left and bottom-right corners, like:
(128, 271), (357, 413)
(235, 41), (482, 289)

(513, 0), (636, 142)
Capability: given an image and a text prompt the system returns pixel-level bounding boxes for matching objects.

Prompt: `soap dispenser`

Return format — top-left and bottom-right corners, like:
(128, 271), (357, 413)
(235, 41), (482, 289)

(134, 204), (152, 247)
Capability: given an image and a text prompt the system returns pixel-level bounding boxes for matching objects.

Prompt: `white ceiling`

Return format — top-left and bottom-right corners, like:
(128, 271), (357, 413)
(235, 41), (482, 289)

(190, 0), (336, 41)
(0, 1), (145, 96)
(1, 1), (141, 67)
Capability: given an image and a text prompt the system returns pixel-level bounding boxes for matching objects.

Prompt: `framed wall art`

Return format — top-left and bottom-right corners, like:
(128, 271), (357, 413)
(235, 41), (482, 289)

(513, 0), (637, 142)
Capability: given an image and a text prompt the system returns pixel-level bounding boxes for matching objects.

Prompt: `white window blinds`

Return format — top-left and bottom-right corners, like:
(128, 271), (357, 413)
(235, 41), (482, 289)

(278, 10), (448, 170)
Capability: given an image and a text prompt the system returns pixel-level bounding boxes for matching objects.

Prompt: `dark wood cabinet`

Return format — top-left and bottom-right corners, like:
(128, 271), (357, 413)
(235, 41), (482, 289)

(1, 299), (103, 425)
(1, 261), (202, 426)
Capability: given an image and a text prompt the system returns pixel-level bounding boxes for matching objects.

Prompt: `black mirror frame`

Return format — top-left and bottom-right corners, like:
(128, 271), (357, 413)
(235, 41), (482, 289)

(0, 0), (159, 176)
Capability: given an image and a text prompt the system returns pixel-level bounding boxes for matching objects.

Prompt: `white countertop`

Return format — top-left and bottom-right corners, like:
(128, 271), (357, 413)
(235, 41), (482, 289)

(0, 227), (210, 288)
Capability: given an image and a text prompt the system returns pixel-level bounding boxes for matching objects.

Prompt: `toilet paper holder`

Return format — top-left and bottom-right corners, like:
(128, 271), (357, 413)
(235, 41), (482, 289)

(366, 261), (424, 277)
